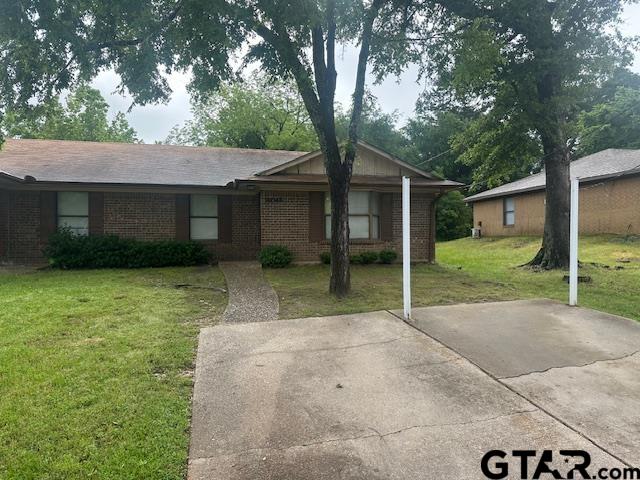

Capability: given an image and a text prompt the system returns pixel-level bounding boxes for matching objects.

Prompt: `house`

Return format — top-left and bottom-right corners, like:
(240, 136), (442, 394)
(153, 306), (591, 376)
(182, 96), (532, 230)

(0, 138), (462, 265)
(465, 149), (640, 237)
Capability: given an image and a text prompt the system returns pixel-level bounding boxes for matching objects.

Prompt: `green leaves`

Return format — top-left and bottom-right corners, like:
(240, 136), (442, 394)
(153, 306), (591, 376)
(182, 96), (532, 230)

(166, 77), (318, 151)
(2, 85), (139, 143)
(577, 86), (640, 157)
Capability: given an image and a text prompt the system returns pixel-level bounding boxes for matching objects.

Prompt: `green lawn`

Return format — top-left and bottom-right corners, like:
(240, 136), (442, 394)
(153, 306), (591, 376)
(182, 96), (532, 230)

(266, 235), (640, 321)
(2, 236), (638, 479)
(0, 267), (226, 480)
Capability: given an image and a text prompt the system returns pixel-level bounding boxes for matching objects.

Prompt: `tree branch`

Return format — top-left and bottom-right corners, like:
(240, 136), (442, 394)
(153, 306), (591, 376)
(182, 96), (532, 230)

(51, 0), (185, 91)
(254, 23), (325, 143)
(345, 0), (384, 164)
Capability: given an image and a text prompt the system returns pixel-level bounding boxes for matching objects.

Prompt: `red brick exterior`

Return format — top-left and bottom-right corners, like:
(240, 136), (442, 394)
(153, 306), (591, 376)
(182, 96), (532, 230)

(104, 192), (176, 240)
(1, 191), (44, 264)
(260, 190), (436, 262)
(0, 188), (436, 265)
(198, 194), (261, 261)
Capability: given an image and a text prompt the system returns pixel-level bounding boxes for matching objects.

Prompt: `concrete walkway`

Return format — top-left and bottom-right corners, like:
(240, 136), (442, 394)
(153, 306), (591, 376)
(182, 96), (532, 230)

(188, 300), (640, 479)
(402, 299), (640, 467)
(219, 261), (279, 323)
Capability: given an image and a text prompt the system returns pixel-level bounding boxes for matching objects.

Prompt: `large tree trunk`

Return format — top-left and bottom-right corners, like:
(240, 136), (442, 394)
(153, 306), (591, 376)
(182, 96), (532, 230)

(528, 133), (571, 269)
(328, 159), (352, 296)
(527, 67), (572, 269)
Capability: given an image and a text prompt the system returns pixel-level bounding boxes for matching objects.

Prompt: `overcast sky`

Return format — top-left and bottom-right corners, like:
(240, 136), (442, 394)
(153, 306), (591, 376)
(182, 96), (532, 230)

(93, 4), (640, 144)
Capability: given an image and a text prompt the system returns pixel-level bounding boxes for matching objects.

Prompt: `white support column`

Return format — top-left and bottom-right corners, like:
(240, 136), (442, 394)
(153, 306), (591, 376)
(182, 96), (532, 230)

(402, 176), (411, 320)
(569, 176), (579, 306)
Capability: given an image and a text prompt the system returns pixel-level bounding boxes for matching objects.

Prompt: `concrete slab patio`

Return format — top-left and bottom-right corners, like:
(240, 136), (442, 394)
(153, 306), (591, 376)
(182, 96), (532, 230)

(404, 299), (640, 466)
(188, 302), (638, 480)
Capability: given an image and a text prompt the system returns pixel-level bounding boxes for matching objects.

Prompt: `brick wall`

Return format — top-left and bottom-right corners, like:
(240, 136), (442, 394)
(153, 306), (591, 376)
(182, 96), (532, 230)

(199, 194), (261, 260)
(260, 190), (435, 262)
(104, 192), (176, 240)
(472, 175), (640, 236)
(1, 191), (43, 265)
(0, 190), (7, 262)
(1, 188), (435, 265)
(103, 192), (261, 260)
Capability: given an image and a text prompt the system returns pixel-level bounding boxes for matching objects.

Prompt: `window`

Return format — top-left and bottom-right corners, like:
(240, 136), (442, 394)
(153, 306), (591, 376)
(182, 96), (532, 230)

(503, 197), (515, 226)
(190, 194), (218, 240)
(325, 191), (380, 240)
(57, 192), (89, 235)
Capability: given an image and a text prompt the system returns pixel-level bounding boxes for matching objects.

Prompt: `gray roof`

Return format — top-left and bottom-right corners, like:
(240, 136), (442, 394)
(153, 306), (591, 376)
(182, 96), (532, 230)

(465, 148), (640, 202)
(0, 138), (306, 186)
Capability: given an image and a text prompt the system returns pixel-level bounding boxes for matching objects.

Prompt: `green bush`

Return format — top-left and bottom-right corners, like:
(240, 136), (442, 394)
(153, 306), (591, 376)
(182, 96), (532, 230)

(350, 251), (378, 265)
(319, 252), (331, 264)
(359, 251), (379, 264)
(378, 250), (398, 264)
(45, 229), (212, 269)
(436, 191), (473, 241)
(258, 245), (293, 268)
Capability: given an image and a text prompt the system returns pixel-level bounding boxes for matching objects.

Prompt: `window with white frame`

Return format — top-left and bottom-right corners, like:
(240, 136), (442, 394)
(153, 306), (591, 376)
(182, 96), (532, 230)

(325, 191), (380, 240)
(57, 192), (89, 235)
(503, 197), (515, 226)
(190, 194), (218, 240)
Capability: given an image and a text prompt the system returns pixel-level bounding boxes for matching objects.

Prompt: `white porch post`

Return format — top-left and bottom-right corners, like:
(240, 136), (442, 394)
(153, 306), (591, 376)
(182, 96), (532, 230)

(402, 176), (411, 320)
(569, 176), (579, 306)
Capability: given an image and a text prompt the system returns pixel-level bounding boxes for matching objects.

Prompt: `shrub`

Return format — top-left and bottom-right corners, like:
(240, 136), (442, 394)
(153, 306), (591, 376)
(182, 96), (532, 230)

(319, 252), (331, 264)
(258, 245), (293, 268)
(349, 253), (362, 264)
(350, 251), (378, 265)
(379, 250), (398, 264)
(45, 229), (212, 269)
(359, 251), (379, 265)
(436, 191), (473, 241)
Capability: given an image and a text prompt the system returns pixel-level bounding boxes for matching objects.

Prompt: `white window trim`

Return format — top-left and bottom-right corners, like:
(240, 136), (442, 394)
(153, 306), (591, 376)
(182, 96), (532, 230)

(190, 194), (219, 240)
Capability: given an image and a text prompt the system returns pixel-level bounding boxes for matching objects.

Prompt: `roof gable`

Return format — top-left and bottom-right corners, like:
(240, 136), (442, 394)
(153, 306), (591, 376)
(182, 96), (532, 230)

(258, 141), (438, 179)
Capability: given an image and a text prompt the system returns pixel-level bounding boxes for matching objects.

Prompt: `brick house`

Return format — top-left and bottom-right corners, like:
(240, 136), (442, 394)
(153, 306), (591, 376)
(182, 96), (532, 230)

(465, 149), (640, 237)
(0, 138), (461, 265)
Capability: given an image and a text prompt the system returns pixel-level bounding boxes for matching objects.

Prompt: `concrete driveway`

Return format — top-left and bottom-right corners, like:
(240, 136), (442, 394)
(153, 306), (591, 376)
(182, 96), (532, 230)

(188, 300), (640, 479)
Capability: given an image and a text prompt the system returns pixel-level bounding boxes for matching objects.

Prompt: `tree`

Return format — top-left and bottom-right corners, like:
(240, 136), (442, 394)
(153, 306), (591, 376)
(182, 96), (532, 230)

(404, 111), (474, 184)
(577, 86), (640, 157)
(166, 78), (318, 151)
(1, 0), (423, 296)
(2, 85), (139, 143)
(418, 1), (634, 268)
(335, 92), (411, 159)
(435, 191), (472, 241)
(450, 110), (543, 192)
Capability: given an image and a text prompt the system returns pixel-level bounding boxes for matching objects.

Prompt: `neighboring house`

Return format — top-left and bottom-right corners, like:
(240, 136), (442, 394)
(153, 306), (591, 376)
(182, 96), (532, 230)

(465, 149), (640, 237)
(0, 138), (461, 265)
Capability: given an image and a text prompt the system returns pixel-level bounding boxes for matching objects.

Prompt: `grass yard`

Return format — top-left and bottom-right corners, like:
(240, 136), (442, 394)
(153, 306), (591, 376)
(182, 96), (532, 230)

(266, 235), (640, 321)
(0, 267), (226, 480)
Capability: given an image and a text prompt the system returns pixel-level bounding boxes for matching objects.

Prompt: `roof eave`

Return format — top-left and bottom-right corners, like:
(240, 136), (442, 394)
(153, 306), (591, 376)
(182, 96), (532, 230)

(465, 168), (640, 203)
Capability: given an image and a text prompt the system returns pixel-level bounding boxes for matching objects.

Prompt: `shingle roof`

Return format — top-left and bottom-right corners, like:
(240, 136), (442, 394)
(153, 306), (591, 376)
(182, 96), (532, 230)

(465, 149), (640, 202)
(0, 138), (306, 187)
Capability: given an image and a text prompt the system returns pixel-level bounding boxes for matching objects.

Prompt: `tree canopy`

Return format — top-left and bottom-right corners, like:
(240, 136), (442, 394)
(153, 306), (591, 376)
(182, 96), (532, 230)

(165, 78), (318, 151)
(577, 86), (640, 157)
(2, 85), (138, 143)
